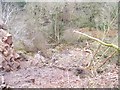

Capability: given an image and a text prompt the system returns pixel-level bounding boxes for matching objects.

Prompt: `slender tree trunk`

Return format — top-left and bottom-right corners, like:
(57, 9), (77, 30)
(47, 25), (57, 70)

(0, 1), (2, 20)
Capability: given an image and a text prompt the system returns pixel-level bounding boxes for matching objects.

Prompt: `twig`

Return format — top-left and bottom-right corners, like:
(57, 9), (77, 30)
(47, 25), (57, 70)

(73, 30), (120, 52)
(89, 44), (101, 67)
(97, 51), (117, 69)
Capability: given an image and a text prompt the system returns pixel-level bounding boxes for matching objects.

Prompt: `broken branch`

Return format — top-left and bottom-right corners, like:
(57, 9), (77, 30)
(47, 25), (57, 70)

(73, 30), (120, 52)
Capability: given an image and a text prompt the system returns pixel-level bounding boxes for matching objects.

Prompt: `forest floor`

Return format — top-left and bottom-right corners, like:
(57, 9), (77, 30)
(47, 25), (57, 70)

(0, 28), (119, 88)
(1, 45), (119, 88)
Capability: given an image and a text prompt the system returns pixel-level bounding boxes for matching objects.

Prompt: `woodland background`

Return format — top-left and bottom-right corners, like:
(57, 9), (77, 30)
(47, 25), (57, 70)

(0, 1), (119, 88)
(0, 2), (118, 53)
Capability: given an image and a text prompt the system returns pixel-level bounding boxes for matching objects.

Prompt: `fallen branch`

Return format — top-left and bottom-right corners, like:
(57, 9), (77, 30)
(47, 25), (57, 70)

(73, 30), (120, 52)
(98, 51), (117, 69)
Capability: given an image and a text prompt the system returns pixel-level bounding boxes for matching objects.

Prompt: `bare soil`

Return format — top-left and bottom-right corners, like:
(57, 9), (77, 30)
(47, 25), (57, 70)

(0, 46), (119, 88)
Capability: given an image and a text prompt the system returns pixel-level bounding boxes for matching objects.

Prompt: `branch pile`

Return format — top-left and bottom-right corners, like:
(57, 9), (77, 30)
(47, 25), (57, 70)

(0, 29), (22, 72)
